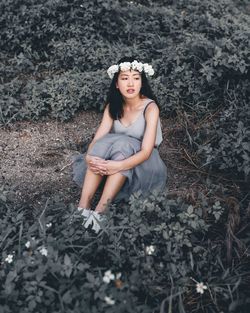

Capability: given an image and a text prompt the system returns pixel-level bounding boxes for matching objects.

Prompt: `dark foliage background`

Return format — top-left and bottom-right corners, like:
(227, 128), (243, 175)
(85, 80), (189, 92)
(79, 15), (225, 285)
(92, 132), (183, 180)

(0, 0), (250, 312)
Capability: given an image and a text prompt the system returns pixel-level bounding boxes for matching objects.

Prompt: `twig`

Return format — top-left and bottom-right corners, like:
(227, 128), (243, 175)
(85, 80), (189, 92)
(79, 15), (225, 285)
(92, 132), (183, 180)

(59, 161), (74, 172)
(18, 222), (24, 257)
(38, 198), (49, 233)
(182, 148), (200, 169)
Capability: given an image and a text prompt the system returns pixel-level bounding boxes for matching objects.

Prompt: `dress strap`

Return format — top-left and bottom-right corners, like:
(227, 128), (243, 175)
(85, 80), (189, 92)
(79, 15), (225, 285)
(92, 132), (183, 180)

(143, 100), (155, 117)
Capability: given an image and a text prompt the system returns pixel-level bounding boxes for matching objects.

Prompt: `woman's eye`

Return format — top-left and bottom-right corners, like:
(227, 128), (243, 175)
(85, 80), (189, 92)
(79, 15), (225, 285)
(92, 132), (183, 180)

(121, 78), (140, 80)
(120, 77), (140, 81)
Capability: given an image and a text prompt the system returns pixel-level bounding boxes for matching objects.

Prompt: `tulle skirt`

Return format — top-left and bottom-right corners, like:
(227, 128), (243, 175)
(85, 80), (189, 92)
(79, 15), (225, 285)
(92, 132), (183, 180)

(72, 133), (167, 201)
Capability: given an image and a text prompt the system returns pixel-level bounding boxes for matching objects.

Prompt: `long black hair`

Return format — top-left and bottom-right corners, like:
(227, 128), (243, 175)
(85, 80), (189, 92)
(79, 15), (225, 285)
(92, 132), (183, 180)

(105, 56), (159, 120)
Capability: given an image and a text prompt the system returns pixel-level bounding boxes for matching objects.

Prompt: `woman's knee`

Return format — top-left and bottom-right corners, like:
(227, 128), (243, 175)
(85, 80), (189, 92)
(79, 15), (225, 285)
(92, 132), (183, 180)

(111, 141), (134, 160)
(112, 137), (136, 153)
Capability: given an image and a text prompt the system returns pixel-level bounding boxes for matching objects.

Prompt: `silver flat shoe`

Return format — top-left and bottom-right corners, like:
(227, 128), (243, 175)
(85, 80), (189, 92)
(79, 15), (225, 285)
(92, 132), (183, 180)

(83, 211), (107, 233)
(78, 208), (91, 219)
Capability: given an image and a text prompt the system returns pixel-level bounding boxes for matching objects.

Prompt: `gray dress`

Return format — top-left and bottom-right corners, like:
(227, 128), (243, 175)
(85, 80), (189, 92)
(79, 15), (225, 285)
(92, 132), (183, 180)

(72, 98), (167, 201)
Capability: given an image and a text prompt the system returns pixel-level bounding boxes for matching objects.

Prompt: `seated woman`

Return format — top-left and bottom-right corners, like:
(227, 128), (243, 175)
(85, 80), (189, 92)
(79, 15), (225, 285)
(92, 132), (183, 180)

(72, 56), (167, 232)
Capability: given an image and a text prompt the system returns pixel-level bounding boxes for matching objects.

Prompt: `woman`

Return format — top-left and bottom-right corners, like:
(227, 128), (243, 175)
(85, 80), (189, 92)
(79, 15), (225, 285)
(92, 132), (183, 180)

(72, 56), (167, 232)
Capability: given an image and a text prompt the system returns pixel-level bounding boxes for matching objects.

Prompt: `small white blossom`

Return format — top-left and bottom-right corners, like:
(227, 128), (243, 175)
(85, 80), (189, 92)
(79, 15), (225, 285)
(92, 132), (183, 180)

(104, 296), (115, 305)
(46, 222), (52, 228)
(116, 272), (122, 279)
(38, 246), (48, 256)
(25, 241), (31, 248)
(31, 237), (38, 242)
(146, 245), (155, 255)
(5, 254), (14, 263)
(159, 262), (164, 268)
(143, 63), (154, 76)
(103, 270), (115, 284)
(131, 60), (143, 72)
(119, 62), (131, 71)
(196, 282), (208, 294)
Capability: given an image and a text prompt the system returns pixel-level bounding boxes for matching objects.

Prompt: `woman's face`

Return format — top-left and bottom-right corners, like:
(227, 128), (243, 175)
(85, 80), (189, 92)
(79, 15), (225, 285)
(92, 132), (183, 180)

(116, 70), (142, 99)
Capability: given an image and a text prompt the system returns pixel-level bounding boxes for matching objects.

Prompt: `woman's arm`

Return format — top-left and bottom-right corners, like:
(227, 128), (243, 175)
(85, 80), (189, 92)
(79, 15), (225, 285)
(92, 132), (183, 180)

(86, 104), (113, 155)
(85, 104), (113, 174)
(91, 102), (159, 175)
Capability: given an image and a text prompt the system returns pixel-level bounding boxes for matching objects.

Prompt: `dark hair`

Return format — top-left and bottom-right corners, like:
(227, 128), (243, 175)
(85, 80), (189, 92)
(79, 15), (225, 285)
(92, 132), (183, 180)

(105, 56), (159, 120)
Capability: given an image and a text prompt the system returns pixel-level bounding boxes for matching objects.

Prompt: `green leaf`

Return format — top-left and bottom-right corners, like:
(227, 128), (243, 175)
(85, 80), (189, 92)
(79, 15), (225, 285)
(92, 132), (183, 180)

(187, 205), (194, 215)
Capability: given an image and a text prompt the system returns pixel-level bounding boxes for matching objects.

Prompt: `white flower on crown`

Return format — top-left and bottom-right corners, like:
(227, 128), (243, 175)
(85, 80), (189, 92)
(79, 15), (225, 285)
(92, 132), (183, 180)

(143, 63), (154, 76)
(119, 62), (131, 71)
(131, 60), (143, 72)
(107, 64), (119, 79)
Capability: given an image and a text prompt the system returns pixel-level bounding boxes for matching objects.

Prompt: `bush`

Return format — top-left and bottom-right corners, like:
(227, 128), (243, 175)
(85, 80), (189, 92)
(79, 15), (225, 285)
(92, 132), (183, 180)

(1, 0), (249, 117)
(198, 82), (250, 182)
(1, 185), (250, 313)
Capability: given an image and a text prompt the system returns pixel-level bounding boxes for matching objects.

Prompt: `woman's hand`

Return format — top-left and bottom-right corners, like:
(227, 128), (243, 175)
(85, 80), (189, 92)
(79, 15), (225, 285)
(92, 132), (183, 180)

(85, 155), (105, 175)
(89, 159), (123, 176)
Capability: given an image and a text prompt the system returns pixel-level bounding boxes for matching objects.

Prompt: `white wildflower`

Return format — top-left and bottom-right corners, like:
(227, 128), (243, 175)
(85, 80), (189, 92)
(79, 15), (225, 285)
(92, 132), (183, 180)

(196, 282), (208, 294)
(38, 246), (48, 256)
(116, 272), (122, 279)
(104, 296), (115, 305)
(119, 62), (131, 71)
(107, 64), (119, 79)
(25, 241), (31, 248)
(46, 222), (52, 228)
(31, 237), (38, 243)
(5, 254), (14, 263)
(146, 245), (155, 255)
(103, 270), (115, 284)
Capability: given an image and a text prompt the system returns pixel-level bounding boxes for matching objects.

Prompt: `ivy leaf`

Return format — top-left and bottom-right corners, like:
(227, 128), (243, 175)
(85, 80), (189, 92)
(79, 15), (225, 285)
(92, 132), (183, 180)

(187, 205), (194, 215)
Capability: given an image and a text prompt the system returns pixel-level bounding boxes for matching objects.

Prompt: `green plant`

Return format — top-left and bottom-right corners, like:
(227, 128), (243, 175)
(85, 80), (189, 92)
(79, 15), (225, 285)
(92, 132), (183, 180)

(1, 185), (249, 313)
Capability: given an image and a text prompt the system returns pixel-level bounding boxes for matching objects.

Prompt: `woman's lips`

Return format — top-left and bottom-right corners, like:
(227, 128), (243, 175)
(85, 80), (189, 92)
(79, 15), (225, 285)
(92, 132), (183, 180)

(127, 89), (135, 93)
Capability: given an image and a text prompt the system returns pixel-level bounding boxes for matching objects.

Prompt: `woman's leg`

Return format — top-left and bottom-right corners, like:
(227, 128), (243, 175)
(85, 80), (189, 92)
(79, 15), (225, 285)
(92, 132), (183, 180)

(78, 168), (104, 208)
(94, 173), (127, 213)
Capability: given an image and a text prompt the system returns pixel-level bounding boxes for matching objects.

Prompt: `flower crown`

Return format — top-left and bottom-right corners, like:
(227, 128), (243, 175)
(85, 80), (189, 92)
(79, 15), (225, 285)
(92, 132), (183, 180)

(107, 60), (154, 79)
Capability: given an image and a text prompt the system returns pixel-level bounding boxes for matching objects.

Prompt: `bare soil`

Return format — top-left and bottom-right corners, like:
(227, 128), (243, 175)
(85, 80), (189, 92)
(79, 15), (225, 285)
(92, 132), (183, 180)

(0, 111), (201, 210)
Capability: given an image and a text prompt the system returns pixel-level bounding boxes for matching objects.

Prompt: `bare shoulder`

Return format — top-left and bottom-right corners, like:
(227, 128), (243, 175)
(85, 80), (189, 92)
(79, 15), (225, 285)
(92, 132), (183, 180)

(145, 101), (159, 116)
(104, 102), (110, 111)
(101, 103), (113, 123)
(103, 103), (111, 117)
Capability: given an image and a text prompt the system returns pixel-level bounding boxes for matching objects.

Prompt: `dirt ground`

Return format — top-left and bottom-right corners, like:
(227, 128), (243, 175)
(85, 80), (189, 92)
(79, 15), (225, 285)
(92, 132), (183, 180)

(0, 110), (200, 210)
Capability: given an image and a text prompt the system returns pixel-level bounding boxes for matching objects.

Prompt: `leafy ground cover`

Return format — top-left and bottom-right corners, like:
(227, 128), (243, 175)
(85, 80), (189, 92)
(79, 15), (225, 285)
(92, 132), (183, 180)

(1, 183), (250, 313)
